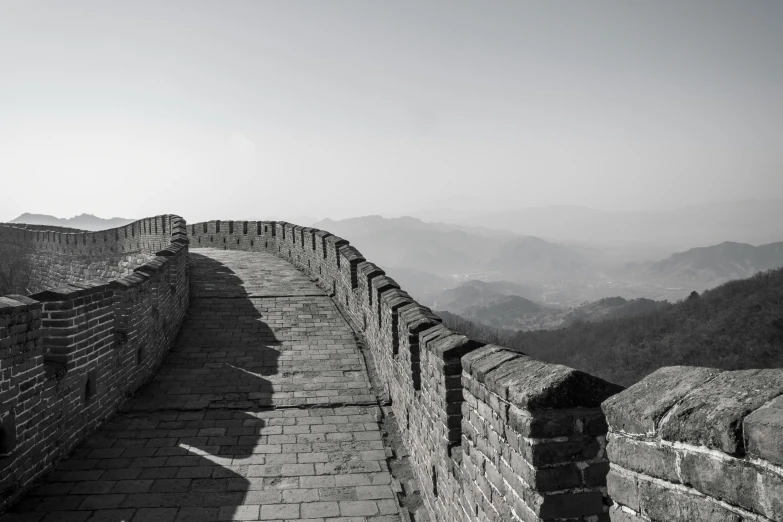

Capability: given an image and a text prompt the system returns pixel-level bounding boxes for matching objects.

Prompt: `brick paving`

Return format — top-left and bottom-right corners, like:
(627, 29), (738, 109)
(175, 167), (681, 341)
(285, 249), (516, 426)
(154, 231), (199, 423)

(1, 249), (400, 522)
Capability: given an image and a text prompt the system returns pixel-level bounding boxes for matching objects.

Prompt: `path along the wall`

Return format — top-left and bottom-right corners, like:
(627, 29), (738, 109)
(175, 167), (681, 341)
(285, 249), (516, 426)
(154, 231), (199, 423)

(0, 249), (403, 522)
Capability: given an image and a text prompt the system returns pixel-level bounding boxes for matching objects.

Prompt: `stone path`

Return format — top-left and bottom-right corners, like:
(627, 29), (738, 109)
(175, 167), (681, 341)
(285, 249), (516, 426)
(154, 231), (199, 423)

(1, 249), (400, 522)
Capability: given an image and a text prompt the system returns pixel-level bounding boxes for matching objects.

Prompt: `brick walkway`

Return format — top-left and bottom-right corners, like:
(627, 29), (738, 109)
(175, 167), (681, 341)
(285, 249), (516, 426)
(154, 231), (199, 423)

(1, 249), (400, 522)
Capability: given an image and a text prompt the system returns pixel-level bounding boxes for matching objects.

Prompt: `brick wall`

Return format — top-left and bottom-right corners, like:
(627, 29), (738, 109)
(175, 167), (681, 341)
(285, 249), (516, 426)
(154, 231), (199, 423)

(603, 366), (783, 522)
(0, 215), (180, 293)
(0, 215), (189, 512)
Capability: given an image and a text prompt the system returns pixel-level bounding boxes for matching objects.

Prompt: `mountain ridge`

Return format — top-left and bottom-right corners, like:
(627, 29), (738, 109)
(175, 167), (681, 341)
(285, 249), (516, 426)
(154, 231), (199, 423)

(625, 240), (783, 284)
(9, 213), (137, 231)
(311, 215), (589, 279)
(450, 198), (783, 247)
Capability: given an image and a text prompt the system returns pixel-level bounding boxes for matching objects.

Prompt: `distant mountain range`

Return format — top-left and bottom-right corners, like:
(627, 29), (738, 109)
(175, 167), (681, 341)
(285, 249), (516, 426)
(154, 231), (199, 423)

(485, 236), (594, 278)
(315, 215), (519, 239)
(311, 215), (590, 280)
(314, 214), (783, 317)
(8, 213), (136, 231)
(442, 199), (783, 249)
(622, 241), (783, 285)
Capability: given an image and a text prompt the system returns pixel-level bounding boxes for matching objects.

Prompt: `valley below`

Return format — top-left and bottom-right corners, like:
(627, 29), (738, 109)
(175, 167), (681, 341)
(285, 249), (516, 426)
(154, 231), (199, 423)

(313, 210), (783, 335)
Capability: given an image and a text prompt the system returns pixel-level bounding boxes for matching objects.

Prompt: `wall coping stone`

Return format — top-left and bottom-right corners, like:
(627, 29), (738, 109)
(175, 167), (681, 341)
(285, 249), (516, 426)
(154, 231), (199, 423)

(744, 395), (783, 467)
(371, 275), (399, 291)
(422, 327), (483, 362)
(659, 368), (783, 456)
(2, 295), (37, 306)
(468, 346), (623, 410)
(30, 283), (109, 302)
(0, 297), (28, 309)
(463, 345), (522, 381)
(338, 245), (365, 263)
(357, 262), (384, 275)
(399, 302), (441, 334)
(110, 271), (150, 289)
(326, 235), (348, 247)
(602, 366), (722, 436)
(379, 288), (412, 309)
(133, 257), (168, 275)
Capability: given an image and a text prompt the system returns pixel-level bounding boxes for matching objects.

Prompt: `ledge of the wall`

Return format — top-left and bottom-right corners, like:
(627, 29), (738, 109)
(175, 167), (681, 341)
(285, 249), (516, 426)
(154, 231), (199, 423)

(466, 345), (623, 409)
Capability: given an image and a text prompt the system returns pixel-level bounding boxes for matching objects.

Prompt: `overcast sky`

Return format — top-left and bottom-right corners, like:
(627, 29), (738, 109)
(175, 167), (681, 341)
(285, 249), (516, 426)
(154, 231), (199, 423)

(1, 1), (781, 223)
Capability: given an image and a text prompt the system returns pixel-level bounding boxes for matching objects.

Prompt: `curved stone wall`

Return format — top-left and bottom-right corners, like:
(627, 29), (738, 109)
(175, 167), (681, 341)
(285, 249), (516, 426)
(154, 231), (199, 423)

(0, 216), (179, 293)
(0, 216), (189, 511)
(188, 220), (624, 521)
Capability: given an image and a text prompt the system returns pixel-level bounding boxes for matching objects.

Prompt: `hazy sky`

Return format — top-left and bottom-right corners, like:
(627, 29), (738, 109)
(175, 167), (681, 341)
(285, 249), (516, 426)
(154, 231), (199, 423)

(1, 1), (781, 223)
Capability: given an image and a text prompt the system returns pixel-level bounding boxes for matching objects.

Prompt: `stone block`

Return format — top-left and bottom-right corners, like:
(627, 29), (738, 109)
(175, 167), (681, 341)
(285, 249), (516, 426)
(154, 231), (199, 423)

(637, 475), (742, 522)
(539, 490), (605, 519)
(602, 366), (721, 436)
(461, 345), (518, 382)
(744, 393), (783, 467)
(608, 504), (646, 522)
(659, 369), (783, 455)
(606, 434), (680, 484)
(607, 467), (639, 512)
(482, 351), (623, 410)
(678, 447), (783, 520)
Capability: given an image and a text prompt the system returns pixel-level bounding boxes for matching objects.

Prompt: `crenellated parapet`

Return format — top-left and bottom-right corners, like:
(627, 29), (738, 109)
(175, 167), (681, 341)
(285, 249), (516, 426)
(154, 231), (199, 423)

(0, 215), (189, 511)
(0, 215), (187, 293)
(0, 216), (181, 257)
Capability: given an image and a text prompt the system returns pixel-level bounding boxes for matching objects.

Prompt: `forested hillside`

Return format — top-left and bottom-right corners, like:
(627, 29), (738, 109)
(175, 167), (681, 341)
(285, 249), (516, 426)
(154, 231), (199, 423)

(441, 268), (783, 386)
(620, 240), (783, 284)
(437, 284), (669, 331)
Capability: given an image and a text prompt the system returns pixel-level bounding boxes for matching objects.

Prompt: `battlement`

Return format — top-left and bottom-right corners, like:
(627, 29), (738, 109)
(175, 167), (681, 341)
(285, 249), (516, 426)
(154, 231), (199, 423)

(0, 215), (189, 510)
(0, 216), (185, 294)
(0, 216), (180, 257)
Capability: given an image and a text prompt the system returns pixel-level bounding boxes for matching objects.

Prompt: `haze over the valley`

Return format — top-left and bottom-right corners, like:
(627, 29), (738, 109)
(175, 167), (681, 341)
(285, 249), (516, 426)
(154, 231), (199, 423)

(12, 202), (783, 334)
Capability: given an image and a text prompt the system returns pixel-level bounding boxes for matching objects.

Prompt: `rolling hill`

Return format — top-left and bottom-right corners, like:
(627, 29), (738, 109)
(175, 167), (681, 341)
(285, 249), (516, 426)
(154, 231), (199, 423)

(443, 267), (783, 386)
(436, 281), (668, 331)
(636, 241), (783, 284)
(485, 236), (595, 279)
(311, 215), (590, 280)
